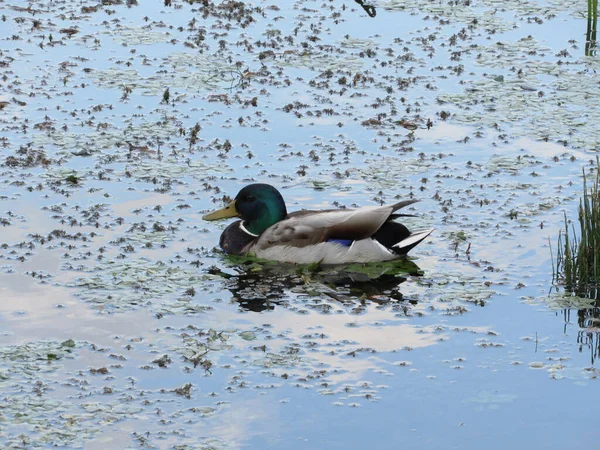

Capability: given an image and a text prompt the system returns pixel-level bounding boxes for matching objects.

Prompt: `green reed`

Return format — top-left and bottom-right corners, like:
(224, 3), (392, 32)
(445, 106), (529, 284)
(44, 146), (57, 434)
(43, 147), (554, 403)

(554, 159), (600, 299)
(587, 0), (598, 56)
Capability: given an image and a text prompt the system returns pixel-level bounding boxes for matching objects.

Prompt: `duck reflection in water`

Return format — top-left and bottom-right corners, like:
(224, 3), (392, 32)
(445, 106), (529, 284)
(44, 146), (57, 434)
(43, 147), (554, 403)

(208, 257), (422, 312)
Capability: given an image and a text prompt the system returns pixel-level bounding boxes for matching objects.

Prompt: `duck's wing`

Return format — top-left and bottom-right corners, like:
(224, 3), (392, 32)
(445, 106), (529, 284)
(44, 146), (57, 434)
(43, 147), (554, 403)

(249, 200), (419, 251)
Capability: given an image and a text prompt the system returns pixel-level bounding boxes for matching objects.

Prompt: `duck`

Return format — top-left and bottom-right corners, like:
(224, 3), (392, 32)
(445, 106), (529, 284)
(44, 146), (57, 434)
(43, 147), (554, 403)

(202, 183), (433, 264)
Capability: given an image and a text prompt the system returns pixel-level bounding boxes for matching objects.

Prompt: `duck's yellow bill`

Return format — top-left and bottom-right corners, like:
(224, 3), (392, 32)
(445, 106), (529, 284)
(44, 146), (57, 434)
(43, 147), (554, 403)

(202, 200), (239, 220)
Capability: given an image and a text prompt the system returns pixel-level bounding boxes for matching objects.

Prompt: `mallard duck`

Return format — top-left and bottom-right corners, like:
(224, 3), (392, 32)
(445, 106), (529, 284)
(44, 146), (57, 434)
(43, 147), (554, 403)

(203, 183), (433, 264)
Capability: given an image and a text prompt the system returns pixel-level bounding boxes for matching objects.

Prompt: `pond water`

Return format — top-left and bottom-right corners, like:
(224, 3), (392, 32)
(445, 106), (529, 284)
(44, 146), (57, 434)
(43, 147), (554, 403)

(0, 0), (599, 448)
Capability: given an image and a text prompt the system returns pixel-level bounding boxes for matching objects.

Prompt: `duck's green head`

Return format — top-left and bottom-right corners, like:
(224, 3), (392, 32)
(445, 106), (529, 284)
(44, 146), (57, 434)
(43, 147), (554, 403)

(203, 183), (287, 236)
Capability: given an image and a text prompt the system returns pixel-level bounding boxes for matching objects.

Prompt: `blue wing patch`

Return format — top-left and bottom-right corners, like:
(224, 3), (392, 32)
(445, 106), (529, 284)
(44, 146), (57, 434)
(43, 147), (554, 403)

(327, 239), (353, 247)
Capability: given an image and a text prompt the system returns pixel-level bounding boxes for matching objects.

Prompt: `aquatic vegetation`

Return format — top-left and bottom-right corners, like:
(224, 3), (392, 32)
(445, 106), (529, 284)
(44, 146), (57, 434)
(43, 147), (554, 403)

(68, 259), (216, 312)
(586, 0), (598, 56)
(0, 339), (100, 448)
(553, 160), (600, 299)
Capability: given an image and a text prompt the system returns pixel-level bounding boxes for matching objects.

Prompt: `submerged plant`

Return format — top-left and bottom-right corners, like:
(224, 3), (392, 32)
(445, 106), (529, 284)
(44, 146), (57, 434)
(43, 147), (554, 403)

(553, 158), (600, 299)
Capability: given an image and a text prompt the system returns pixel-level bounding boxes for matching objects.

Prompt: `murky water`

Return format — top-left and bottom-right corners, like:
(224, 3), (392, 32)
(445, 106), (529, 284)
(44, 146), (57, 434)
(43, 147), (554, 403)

(0, 0), (599, 448)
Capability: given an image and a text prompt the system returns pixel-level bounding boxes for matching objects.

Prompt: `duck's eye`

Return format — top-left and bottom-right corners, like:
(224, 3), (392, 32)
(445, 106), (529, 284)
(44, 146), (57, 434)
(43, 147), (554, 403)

(244, 195), (256, 202)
